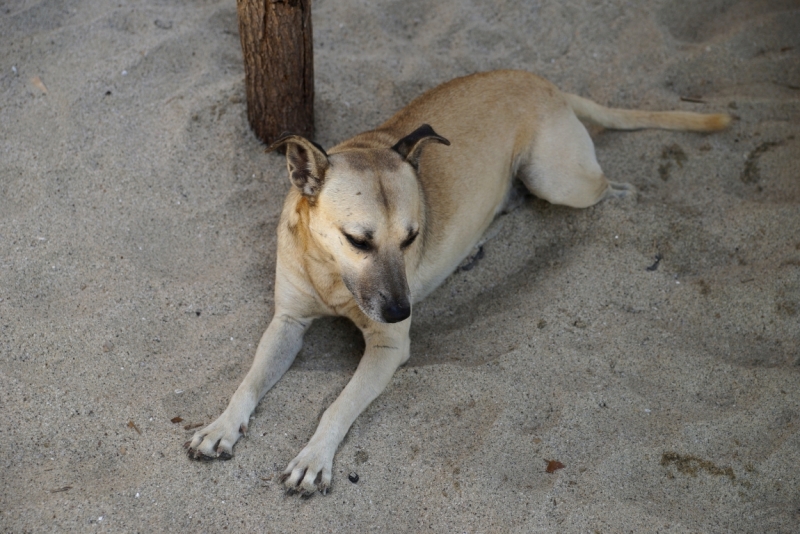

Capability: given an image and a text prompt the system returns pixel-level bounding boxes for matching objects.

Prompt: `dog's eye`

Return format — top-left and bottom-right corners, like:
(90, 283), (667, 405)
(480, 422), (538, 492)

(344, 233), (372, 252)
(401, 231), (418, 249)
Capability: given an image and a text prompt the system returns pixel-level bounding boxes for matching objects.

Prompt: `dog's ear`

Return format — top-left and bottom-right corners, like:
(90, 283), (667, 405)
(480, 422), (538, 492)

(392, 124), (450, 170)
(266, 134), (329, 198)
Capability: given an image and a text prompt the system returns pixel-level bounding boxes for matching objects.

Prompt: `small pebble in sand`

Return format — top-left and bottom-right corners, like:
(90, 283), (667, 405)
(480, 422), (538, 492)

(546, 460), (565, 473)
(348, 472), (359, 483)
(31, 76), (48, 93)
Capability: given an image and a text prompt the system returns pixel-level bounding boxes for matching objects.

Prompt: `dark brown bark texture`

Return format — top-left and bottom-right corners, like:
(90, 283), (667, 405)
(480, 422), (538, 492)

(236, 0), (314, 145)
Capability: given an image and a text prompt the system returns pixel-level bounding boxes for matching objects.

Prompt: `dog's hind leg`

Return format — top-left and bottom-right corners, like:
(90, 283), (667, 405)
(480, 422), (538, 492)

(518, 108), (635, 208)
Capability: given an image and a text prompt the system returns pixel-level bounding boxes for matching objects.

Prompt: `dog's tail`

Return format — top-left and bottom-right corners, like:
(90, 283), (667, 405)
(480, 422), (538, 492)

(564, 93), (731, 132)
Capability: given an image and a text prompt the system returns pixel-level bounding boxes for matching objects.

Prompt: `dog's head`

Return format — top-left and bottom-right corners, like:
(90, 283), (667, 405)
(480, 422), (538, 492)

(268, 125), (449, 324)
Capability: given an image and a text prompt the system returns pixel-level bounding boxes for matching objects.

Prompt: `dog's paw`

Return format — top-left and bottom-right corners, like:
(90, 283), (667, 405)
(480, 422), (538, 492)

(280, 439), (334, 497)
(185, 410), (248, 461)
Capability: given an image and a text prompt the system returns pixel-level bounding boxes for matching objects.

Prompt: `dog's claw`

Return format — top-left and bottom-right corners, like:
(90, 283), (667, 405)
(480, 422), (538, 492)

(188, 448), (214, 461)
(284, 483), (326, 498)
(184, 442), (233, 461)
(280, 445), (334, 496)
(184, 412), (248, 462)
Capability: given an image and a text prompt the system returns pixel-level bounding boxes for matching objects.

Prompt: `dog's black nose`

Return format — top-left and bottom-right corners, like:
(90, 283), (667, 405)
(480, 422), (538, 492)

(382, 302), (411, 323)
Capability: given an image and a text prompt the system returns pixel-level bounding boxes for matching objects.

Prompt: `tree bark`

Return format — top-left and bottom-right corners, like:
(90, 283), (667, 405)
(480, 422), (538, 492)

(236, 0), (314, 145)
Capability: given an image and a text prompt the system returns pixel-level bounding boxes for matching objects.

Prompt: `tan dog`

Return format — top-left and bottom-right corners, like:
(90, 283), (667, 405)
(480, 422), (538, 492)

(186, 70), (730, 495)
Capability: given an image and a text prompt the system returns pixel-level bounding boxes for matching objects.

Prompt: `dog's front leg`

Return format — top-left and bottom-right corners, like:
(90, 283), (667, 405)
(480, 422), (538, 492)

(282, 321), (411, 496)
(187, 312), (309, 460)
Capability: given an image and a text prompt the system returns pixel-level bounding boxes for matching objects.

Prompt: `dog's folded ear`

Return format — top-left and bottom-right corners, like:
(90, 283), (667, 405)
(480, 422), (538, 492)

(266, 134), (329, 198)
(392, 124), (450, 170)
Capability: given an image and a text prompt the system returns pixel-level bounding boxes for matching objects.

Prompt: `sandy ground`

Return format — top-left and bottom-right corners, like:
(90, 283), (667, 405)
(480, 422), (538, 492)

(2, 0), (799, 531)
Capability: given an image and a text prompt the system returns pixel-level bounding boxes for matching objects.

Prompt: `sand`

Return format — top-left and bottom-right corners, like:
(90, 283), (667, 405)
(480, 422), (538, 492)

(1, 0), (798, 531)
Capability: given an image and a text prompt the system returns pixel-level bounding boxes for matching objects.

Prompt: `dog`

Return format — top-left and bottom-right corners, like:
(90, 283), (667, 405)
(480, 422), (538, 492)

(186, 70), (730, 495)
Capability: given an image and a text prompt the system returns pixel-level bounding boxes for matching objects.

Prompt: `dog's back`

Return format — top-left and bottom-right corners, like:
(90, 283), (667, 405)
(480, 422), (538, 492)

(338, 70), (730, 299)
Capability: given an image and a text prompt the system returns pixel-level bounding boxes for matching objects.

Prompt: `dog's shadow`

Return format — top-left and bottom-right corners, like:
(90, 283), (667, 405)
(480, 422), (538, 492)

(293, 197), (583, 372)
(293, 317), (365, 372)
(406, 187), (635, 368)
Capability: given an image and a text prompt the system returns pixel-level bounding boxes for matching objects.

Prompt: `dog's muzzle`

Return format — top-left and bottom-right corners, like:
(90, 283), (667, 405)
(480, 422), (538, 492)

(381, 299), (411, 323)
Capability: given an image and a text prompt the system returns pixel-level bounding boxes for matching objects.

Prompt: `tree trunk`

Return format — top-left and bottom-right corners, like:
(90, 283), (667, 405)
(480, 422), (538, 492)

(236, 0), (314, 145)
